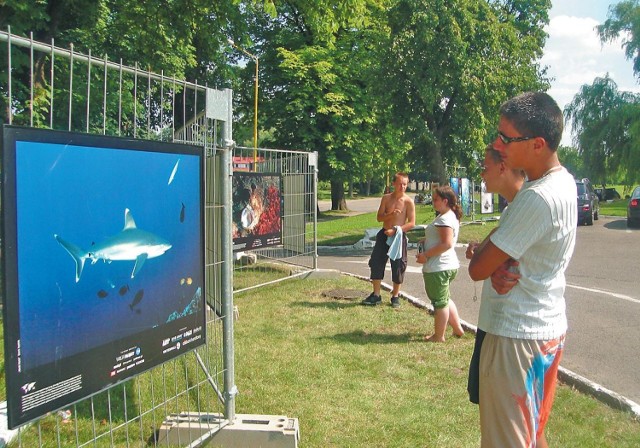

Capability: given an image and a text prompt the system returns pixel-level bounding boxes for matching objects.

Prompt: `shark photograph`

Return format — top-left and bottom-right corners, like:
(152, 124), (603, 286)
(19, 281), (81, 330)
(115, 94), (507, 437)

(2, 127), (206, 428)
(55, 208), (172, 282)
(7, 132), (205, 373)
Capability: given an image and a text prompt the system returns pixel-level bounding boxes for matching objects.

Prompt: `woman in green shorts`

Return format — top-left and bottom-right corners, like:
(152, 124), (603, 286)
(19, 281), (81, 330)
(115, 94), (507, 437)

(416, 185), (464, 342)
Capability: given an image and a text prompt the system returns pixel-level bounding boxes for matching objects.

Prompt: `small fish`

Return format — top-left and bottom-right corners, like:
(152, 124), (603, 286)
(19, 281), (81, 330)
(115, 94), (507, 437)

(186, 277), (193, 285)
(119, 285), (130, 296)
(180, 278), (185, 285)
(168, 159), (180, 185)
(97, 290), (108, 299)
(129, 289), (144, 310)
(180, 202), (185, 223)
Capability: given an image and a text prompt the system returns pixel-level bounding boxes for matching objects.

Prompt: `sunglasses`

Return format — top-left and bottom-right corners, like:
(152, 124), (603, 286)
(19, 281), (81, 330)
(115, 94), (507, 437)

(497, 131), (535, 145)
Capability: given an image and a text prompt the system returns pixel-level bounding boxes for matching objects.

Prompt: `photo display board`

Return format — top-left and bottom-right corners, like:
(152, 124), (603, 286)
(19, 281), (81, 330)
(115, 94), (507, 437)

(1, 126), (206, 429)
(460, 178), (471, 216)
(232, 172), (282, 252)
(481, 181), (494, 214)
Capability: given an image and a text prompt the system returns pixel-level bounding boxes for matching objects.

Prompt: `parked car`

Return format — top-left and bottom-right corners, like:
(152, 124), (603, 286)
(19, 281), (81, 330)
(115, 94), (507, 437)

(594, 188), (603, 200)
(627, 186), (640, 228)
(576, 178), (599, 226)
(594, 187), (621, 201)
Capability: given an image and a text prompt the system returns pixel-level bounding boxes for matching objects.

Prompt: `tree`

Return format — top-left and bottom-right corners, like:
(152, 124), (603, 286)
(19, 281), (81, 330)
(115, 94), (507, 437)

(564, 75), (640, 186)
(597, 0), (640, 79)
(590, 1), (640, 187)
(1, 0), (249, 130)
(249, 0), (551, 209)
(557, 145), (584, 179)
(251, 0), (406, 210)
(378, 0), (550, 184)
(2, 0), (555, 208)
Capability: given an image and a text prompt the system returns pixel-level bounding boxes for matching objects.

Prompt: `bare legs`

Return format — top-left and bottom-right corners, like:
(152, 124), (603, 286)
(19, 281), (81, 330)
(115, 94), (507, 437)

(537, 432), (548, 448)
(448, 300), (465, 337)
(371, 279), (382, 296)
(371, 280), (401, 297)
(425, 300), (465, 342)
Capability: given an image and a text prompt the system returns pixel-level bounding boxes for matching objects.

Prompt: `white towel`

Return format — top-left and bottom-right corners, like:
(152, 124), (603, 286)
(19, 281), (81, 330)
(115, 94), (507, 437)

(386, 226), (404, 260)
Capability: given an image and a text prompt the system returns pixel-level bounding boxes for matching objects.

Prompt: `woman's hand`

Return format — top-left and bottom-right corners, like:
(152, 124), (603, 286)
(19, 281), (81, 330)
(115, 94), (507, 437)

(466, 241), (479, 260)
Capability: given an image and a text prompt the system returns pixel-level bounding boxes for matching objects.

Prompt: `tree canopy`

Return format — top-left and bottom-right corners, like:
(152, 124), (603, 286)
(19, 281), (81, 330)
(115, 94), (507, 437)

(380, 0), (550, 183)
(247, 0), (551, 207)
(564, 75), (640, 187)
(598, 0), (640, 79)
(560, 0), (640, 188)
(2, 0), (554, 208)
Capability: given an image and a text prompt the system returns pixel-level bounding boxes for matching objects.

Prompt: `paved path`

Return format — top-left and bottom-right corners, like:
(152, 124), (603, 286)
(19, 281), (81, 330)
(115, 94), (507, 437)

(318, 196), (384, 214)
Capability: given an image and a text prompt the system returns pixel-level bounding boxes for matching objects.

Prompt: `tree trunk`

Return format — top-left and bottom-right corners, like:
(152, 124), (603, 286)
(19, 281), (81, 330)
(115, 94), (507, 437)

(425, 139), (446, 183)
(330, 179), (348, 210)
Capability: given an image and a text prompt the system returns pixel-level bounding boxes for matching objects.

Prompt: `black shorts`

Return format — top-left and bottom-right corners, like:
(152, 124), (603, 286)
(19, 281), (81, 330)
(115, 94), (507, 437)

(467, 328), (486, 405)
(368, 228), (407, 285)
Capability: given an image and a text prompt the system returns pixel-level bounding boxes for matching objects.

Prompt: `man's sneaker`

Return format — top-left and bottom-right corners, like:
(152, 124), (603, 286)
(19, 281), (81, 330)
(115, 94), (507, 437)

(391, 296), (401, 308)
(361, 293), (382, 306)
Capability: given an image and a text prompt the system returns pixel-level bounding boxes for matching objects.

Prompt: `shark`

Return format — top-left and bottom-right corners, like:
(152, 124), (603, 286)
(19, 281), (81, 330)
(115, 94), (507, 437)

(55, 208), (172, 282)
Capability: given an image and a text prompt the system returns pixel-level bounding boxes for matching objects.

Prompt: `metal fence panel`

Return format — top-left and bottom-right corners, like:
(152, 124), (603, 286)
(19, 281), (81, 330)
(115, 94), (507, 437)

(232, 146), (318, 294)
(0, 29), (233, 447)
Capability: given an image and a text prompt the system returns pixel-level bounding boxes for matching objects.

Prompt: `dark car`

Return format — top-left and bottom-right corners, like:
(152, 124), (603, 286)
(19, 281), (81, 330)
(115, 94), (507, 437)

(594, 188), (603, 200)
(627, 186), (640, 228)
(594, 187), (621, 201)
(576, 178), (599, 226)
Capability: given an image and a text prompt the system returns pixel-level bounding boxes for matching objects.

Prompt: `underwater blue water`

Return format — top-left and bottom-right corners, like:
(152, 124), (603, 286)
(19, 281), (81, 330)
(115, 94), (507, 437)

(14, 140), (204, 370)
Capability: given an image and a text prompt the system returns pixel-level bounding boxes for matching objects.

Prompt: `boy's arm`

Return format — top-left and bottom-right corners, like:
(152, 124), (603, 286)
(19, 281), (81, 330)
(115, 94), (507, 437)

(400, 199), (416, 233)
(376, 195), (389, 223)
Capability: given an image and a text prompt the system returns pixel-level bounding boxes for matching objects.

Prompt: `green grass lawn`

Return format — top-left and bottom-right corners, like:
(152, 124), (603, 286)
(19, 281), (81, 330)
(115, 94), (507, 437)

(2, 264), (638, 447)
(233, 275), (640, 447)
(599, 198), (629, 217)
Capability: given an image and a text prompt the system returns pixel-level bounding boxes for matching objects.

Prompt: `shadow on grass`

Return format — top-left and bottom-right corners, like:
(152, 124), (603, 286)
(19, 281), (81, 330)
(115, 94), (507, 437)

(73, 382), (138, 422)
(292, 300), (362, 310)
(318, 236), (363, 246)
(317, 211), (358, 222)
(319, 329), (418, 344)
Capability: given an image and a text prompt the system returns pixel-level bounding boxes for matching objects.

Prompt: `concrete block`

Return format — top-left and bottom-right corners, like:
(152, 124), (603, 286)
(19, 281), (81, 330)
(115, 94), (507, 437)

(156, 412), (299, 447)
(207, 414), (299, 448)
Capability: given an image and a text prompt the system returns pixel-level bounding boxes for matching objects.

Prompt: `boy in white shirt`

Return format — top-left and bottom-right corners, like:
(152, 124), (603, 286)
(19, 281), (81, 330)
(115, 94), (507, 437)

(469, 92), (577, 448)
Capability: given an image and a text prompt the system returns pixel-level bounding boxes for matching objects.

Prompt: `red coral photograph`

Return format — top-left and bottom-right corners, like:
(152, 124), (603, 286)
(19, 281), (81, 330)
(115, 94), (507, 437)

(232, 173), (282, 251)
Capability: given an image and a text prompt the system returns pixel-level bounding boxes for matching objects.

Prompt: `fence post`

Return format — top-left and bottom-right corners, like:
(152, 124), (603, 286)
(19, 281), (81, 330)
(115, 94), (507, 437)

(312, 151), (319, 270)
(220, 88), (237, 423)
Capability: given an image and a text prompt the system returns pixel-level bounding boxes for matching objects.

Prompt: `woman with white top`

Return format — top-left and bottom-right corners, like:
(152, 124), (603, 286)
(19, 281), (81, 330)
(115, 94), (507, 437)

(416, 185), (465, 342)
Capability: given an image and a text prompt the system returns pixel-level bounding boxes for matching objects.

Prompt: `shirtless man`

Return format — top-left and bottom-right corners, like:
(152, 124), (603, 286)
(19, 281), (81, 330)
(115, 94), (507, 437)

(362, 172), (416, 308)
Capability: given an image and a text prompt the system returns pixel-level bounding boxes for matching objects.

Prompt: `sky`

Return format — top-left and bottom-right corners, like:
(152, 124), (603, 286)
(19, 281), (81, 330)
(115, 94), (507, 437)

(543, 0), (640, 145)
